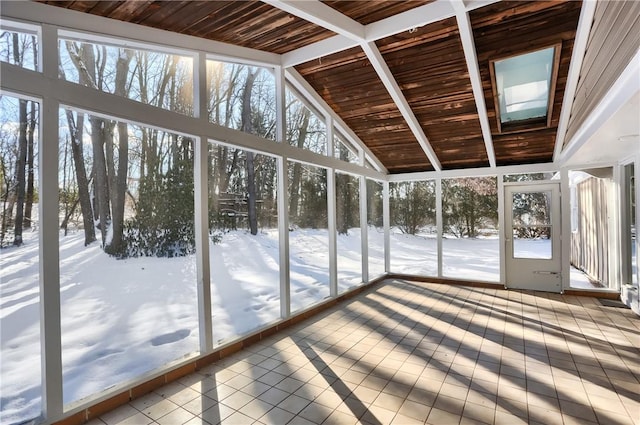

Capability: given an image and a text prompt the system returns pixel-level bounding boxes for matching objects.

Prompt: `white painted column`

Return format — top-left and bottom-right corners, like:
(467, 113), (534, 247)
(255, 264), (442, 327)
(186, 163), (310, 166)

(40, 23), (64, 423)
(360, 175), (369, 283)
(634, 155), (640, 312)
(560, 168), (571, 292)
(328, 169), (338, 297)
(436, 178), (443, 277)
(277, 157), (291, 317)
(497, 174), (506, 286)
(383, 181), (390, 273)
(327, 119), (338, 296)
(610, 165), (622, 290)
(194, 53), (213, 353)
(275, 66), (290, 317)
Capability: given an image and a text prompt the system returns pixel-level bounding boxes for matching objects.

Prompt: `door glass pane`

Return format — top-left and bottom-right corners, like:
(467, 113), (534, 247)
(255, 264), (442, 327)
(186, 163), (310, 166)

(512, 191), (552, 259)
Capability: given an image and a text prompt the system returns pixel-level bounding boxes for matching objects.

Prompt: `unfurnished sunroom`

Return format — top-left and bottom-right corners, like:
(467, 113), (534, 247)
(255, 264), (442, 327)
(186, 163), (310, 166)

(0, 1), (638, 425)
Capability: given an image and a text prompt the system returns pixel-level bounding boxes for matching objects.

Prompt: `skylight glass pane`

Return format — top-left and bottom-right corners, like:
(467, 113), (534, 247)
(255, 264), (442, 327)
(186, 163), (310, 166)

(495, 47), (555, 124)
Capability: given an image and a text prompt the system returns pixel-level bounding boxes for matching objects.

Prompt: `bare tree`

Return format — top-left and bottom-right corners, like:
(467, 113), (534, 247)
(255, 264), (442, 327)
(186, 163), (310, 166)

(241, 68), (259, 235)
(12, 33), (28, 246)
(288, 108), (310, 220)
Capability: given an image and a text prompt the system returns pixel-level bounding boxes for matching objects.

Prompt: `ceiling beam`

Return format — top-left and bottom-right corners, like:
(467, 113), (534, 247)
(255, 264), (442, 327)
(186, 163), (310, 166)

(452, 0), (496, 168)
(281, 34), (358, 68)
(286, 68), (389, 174)
(362, 42), (442, 171)
(552, 0), (598, 162)
(365, 0), (455, 41)
(268, 0), (443, 171)
(464, 0), (503, 13)
(262, 0), (365, 41)
(281, 0), (501, 68)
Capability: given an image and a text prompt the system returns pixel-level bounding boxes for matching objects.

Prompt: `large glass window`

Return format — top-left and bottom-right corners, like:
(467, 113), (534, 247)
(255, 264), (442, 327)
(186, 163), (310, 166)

(0, 95), (41, 425)
(367, 179), (385, 278)
(389, 180), (437, 276)
(208, 143), (280, 345)
(207, 60), (276, 140)
(59, 37), (194, 115)
(288, 161), (329, 311)
(0, 25), (39, 71)
(336, 171), (361, 292)
(58, 109), (199, 405)
(442, 177), (499, 282)
(286, 87), (327, 155)
(334, 132), (359, 164)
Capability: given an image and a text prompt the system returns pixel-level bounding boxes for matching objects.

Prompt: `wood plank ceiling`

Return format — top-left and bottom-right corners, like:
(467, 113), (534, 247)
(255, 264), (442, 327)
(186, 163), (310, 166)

(39, 0), (584, 174)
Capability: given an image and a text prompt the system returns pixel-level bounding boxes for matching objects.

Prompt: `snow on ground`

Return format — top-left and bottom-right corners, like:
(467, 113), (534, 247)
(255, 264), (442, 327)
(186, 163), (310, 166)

(0, 226), (597, 424)
(389, 229), (501, 282)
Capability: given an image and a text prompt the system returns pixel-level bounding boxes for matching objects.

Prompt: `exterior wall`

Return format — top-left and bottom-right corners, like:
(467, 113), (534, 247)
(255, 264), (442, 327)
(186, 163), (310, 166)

(565, 0), (640, 145)
(570, 176), (611, 285)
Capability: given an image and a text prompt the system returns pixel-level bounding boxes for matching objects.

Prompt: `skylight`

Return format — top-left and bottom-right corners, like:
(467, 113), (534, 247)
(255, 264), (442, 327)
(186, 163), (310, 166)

(491, 45), (560, 132)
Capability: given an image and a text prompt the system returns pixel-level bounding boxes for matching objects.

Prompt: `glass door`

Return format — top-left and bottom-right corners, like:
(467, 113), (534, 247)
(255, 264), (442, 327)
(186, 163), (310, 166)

(505, 183), (561, 292)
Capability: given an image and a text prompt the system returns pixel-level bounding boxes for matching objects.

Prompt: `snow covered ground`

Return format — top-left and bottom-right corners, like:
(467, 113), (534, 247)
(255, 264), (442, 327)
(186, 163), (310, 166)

(0, 226), (609, 424)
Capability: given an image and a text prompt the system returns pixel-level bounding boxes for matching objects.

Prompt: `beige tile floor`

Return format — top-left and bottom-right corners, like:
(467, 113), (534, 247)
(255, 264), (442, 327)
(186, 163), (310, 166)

(89, 280), (640, 425)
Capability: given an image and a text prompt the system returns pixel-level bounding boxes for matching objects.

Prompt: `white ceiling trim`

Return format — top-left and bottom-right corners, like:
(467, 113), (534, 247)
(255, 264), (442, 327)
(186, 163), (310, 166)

(362, 42), (442, 171)
(388, 161), (559, 182)
(464, 0), (503, 13)
(268, 0), (443, 170)
(453, 1), (496, 168)
(263, 0), (365, 41)
(281, 35), (358, 68)
(281, 0), (501, 68)
(1, 1), (282, 66)
(552, 0), (598, 162)
(364, 0), (455, 42)
(286, 68), (389, 173)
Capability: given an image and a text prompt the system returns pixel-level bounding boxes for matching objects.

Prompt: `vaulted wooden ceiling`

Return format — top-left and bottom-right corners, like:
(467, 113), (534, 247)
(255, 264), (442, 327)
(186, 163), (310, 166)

(39, 0), (585, 174)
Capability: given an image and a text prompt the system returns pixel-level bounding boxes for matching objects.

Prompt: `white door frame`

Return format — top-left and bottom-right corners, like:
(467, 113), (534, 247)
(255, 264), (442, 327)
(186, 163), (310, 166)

(504, 181), (562, 292)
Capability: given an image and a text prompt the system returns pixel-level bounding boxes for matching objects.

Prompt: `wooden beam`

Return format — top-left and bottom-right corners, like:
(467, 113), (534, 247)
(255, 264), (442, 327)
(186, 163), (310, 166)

(553, 1), (598, 162)
(452, 0), (496, 168)
(362, 42), (442, 171)
(285, 68), (389, 173)
(263, 0), (365, 41)
(364, 0), (455, 41)
(282, 34), (357, 67)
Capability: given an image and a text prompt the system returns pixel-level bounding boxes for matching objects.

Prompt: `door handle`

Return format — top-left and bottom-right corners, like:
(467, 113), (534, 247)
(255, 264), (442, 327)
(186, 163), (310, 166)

(534, 271), (559, 275)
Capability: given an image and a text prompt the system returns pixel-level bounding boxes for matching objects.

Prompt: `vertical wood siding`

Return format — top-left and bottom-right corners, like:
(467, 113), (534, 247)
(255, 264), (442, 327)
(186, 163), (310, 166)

(565, 1), (640, 145)
(571, 177), (611, 285)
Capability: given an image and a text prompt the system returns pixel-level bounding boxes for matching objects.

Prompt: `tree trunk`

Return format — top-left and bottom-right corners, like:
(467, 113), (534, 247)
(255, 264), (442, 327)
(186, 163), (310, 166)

(66, 111), (96, 245)
(288, 109), (311, 220)
(24, 38), (38, 229)
(241, 69), (259, 235)
(13, 97), (28, 246)
(91, 117), (111, 246)
(23, 101), (36, 229)
(59, 58), (97, 246)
